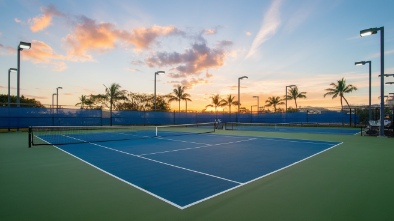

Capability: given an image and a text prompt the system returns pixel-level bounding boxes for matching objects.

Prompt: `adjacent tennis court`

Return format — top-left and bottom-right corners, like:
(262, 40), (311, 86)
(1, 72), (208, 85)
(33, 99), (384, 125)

(29, 124), (341, 209)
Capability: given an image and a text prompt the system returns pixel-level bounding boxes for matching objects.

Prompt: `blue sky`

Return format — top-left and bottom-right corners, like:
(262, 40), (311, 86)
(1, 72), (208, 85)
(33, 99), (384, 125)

(1, 0), (393, 111)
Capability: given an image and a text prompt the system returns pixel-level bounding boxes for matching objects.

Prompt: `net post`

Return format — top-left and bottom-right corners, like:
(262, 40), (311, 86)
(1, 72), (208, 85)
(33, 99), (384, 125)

(155, 126), (158, 137)
(28, 126), (32, 148)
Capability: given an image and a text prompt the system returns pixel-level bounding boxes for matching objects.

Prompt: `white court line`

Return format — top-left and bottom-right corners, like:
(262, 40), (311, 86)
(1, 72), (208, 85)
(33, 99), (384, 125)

(154, 136), (209, 145)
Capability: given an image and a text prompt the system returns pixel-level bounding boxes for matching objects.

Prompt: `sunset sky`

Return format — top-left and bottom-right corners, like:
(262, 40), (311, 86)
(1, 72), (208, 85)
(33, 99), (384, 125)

(1, 0), (394, 111)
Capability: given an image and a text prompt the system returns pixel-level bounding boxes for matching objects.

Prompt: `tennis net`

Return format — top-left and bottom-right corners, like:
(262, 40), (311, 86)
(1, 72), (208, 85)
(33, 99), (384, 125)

(28, 122), (215, 147)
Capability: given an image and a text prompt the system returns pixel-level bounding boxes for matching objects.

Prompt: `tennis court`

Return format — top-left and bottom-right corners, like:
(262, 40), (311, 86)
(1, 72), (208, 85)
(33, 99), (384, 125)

(29, 124), (341, 209)
(225, 122), (360, 135)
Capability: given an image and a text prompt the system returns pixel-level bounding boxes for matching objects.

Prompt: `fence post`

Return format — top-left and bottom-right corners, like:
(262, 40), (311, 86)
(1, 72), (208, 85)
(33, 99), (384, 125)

(354, 108), (357, 127)
(100, 109), (103, 126)
(306, 110), (309, 123)
(28, 126), (32, 148)
(144, 110), (146, 126)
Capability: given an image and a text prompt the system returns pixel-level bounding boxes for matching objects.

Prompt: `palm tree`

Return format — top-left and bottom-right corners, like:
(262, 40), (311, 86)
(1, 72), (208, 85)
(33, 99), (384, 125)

(75, 95), (88, 109)
(102, 83), (128, 112)
(265, 96), (284, 112)
(323, 78), (357, 110)
(167, 85), (191, 112)
(222, 94), (238, 114)
(285, 86), (307, 110)
(206, 94), (227, 112)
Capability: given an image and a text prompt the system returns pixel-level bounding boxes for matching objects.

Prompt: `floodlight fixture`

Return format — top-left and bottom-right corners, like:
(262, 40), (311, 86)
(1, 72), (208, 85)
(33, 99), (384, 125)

(378, 74), (394, 77)
(355, 61), (368, 66)
(360, 28), (378, 37)
(18, 41), (31, 50)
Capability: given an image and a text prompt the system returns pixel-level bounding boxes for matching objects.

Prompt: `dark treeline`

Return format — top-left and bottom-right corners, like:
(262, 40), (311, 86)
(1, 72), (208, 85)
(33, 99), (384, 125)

(0, 94), (44, 107)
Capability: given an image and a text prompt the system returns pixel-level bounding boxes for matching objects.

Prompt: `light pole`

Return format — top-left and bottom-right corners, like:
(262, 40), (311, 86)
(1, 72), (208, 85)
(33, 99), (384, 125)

(17, 41), (31, 107)
(355, 61), (372, 121)
(56, 87), (62, 109)
(8, 68), (17, 107)
(238, 76), (248, 113)
(252, 96), (259, 114)
(285, 85), (296, 112)
(52, 93), (57, 108)
(360, 27), (384, 136)
(154, 71), (165, 111)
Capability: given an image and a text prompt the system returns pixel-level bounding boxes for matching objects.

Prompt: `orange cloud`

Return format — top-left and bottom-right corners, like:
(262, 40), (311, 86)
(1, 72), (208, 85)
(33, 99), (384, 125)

(64, 16), (118, 61)
(64, 16), (182, 60)
(23, 40), (67, 72)
(29, 5), (64, 32)
(123, 25), (183, 50)
(170, 77), (209, 89)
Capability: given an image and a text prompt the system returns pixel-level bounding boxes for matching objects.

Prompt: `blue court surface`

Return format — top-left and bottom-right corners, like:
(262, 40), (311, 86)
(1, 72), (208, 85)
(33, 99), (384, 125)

(226, 125), (360, 135)
(46, 133), (341, 209)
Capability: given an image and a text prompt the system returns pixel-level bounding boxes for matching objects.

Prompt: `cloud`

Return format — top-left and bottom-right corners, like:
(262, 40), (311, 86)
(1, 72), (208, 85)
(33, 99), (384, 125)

(127, 68), (141, 72)
(367, 49), (394, 59)
(170, 78), (209, 89)
(283, 3), (314, 33)
(64, 16), (182, 60)
(168, 72), (188, 78)
(204, 28), (217, 35)
(29, 5), (64, 32)
(14, 18), (22, 23)
(25, 94), (48, 100)
(145, 41), (230, 76)
(64, 16), (118, 61)
(245, 0), (283, 59)
(23, 40), (67, 72)
(246, 32), (252, 36)
(122, 25), (184, 50)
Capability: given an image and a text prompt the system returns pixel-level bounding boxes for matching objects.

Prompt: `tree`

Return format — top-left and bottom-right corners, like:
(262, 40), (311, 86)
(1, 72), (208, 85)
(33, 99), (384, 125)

(285, 86), (307, 110)
(205, 94), (226, 112)
(100, 83), (127, 112)
(265, 96), (284, 112)
(118, 93), (170, 111)
(75, 95), (91, 109)
(323, 78), (357, 110)
(0, 94), (44, 107)
(167, 85), (191, 112)
(222, 94), (238, 114)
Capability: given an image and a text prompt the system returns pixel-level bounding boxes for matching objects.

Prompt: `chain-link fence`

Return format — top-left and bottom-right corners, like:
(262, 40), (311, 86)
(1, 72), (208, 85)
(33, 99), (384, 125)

(0, 107), (364, 129)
